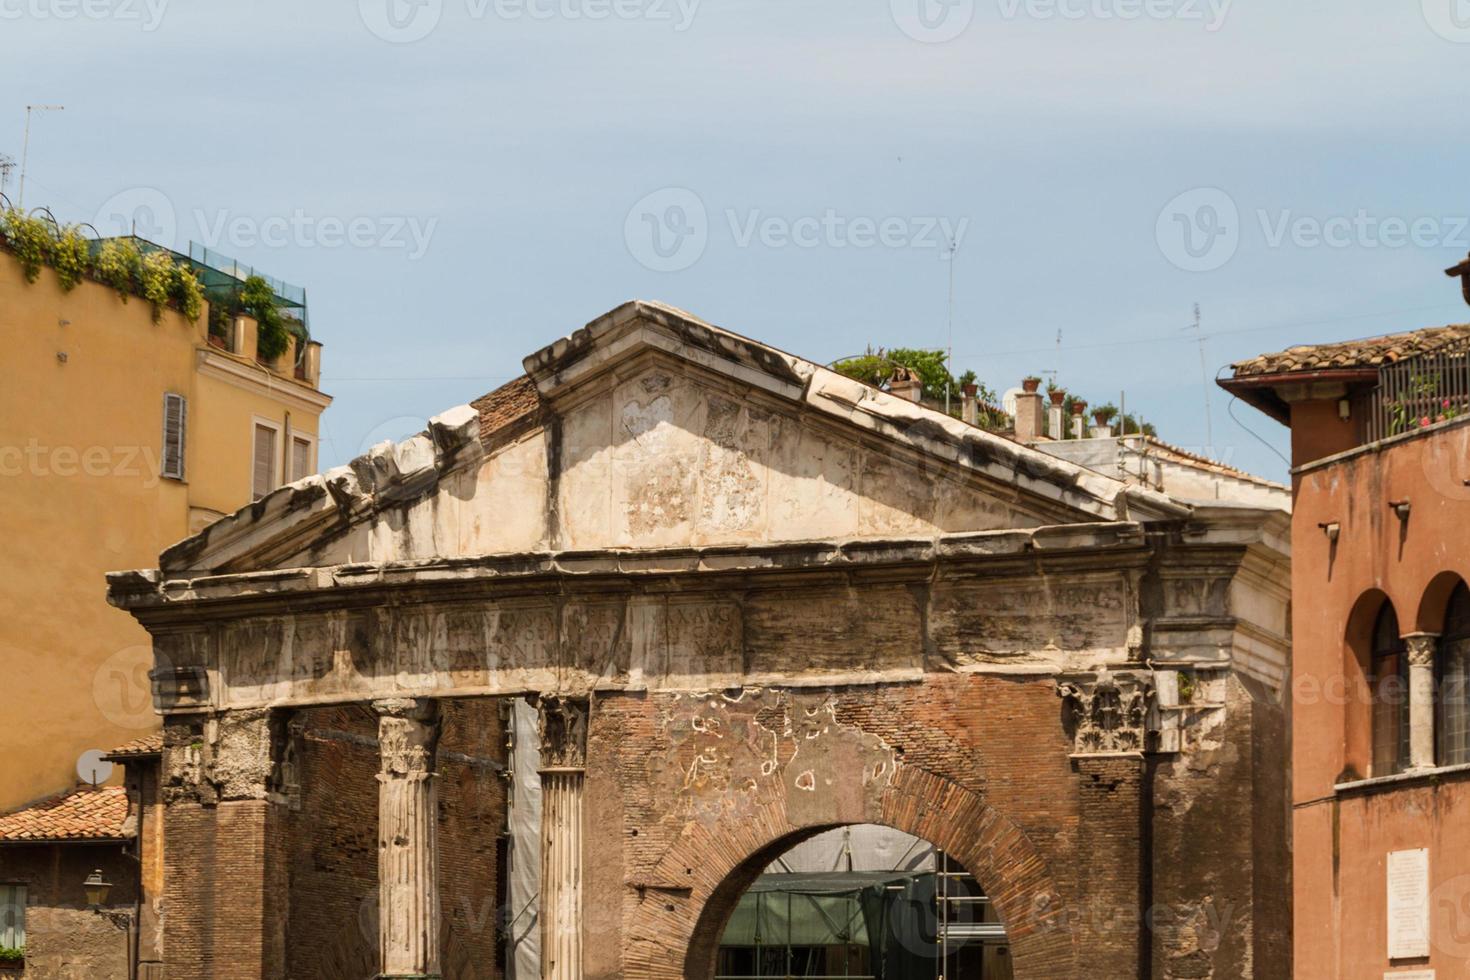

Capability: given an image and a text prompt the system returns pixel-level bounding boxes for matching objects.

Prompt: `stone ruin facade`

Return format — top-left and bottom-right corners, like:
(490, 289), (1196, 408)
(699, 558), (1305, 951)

(107, 301), (1292, 979)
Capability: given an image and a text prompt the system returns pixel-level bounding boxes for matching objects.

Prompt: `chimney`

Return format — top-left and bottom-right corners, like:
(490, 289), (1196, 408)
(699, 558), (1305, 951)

(1445, 251), (1470, 305)
(1071, 399), (1087, 439)
(1015, 381), (1045, 442)
(889, 375), (922, 403)
(961, 383), (979, 426)
(1048, 389), (1066, 440)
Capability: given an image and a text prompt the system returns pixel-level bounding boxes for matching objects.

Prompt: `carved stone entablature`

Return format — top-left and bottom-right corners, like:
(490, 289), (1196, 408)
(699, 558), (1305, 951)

(150, 665), (209, 711)
(1057, 667), (1155, 755)
(374, 698), (440, 777)
(538, 696), (588, 770)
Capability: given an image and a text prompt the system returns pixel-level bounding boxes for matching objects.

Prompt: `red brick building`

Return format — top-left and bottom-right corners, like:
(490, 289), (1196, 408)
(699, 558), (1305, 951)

(105, 301), (1292, 979)
(1222, 291), (1470, 977)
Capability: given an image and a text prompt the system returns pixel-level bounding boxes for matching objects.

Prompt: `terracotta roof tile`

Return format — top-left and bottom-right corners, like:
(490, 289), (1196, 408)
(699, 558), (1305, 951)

(470, 375), (541, 441)
(0, 787), (131, 843)
(1230, 323), (1470, 379)
(1140, 436), (1287, 489)
(103, 732), (163, 760)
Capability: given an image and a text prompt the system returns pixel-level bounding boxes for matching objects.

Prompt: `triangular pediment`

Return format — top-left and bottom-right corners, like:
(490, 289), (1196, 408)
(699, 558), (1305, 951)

(157, 301), (1188, 576)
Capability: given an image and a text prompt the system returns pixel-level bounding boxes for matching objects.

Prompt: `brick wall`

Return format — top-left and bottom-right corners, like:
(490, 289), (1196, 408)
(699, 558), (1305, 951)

(152, 672), (1284, 979)
(278, 701), (506, 980)
(163, 799), (287, 980)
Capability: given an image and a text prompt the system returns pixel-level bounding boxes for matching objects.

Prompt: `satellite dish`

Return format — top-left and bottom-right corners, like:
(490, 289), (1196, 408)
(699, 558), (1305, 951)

(1001, 387), (1024, 418)
(77, 749), (115, 787)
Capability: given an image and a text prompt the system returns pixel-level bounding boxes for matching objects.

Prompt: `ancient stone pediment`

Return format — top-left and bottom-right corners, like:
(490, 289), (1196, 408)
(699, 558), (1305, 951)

(157, 301), (1187, 577)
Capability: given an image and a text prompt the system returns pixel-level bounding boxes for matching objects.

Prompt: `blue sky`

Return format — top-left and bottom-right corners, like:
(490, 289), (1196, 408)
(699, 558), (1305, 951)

(7, 0), (1470, 482)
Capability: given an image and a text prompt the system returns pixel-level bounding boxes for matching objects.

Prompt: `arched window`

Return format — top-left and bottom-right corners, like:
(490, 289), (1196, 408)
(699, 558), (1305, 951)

(1438, 583), (1470, 767)
(1372, 604), (1410, 776)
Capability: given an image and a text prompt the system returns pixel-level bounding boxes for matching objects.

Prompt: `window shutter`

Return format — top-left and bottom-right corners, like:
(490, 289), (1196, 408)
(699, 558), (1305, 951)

(291, 437), (311, 482)
(0, 884), (24, 950)
(253, 424), (277, 500)
(161, 393), (187, 480)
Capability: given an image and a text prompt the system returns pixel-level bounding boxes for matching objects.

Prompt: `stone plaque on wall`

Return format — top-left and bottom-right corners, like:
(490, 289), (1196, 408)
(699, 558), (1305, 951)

(1387, 848), (1430, 960)
(1383, 972), (1434, 980)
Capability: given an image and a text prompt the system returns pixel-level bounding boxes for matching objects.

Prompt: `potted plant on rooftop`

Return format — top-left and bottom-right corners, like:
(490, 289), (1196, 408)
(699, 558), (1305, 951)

(1021, 375), (1042, 393)
(1093, 403), (1119, 426)
(1046, 380), (1066, 407)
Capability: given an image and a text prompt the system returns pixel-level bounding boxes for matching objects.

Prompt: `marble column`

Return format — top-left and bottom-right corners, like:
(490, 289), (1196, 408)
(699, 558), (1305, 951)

(1405, 633), (1439, 770)
(375, 698), (442, 980)
(539, 697), (588, 980)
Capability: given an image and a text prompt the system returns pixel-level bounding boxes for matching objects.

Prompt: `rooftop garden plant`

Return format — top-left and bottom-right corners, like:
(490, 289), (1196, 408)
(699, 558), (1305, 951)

(1, 207), (204, 323)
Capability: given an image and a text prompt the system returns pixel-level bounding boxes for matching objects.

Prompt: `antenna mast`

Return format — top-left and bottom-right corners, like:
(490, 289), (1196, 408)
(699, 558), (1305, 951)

(1189, 303), (1214, 452)
(945, 235), (957, 414)
(18, 104), (65, 208)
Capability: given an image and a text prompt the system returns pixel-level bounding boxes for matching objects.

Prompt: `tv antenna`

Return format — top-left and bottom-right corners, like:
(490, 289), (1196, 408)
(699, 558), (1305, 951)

(0, 154), (14, 199)
(18, 104), (65, 208)
(944, 235), (957, 414)
(1186, 303), (1214, 453)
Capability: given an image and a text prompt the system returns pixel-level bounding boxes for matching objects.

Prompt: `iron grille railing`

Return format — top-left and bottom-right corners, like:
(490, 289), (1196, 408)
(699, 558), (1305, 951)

(1365, 340), (1470, 443)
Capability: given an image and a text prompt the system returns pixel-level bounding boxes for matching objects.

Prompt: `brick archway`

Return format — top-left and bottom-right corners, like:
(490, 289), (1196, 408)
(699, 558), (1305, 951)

(623, 763), (1077, 979)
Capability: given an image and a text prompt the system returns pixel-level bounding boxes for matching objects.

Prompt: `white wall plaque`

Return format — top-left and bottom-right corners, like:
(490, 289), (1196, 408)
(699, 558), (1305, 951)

(1384, 972), (1434, 980)
(1387, 848), (1431, 960)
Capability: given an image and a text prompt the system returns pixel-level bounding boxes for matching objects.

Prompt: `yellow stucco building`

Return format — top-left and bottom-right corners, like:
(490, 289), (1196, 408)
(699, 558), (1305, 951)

(0, 241), (330, 812)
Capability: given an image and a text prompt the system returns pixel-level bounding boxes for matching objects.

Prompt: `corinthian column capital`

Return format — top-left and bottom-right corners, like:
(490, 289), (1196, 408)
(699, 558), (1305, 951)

(538, 696), (589, 771)
(374, 699), (440, 778)
(1404, 633), (1440, 668)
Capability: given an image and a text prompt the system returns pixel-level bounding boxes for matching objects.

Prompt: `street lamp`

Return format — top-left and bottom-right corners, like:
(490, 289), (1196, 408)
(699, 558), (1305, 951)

(83, 869), (112, 908)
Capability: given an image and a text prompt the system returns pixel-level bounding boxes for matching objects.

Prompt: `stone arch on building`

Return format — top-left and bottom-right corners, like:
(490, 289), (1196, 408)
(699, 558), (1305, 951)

(1342, 588), (1394, 774)
(1415, 570), (1469, 634)
(622, 762), (1076, 980)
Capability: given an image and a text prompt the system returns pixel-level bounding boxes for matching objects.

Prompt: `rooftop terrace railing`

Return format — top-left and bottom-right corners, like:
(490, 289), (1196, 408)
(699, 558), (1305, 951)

(1365, 340), (1470, 442)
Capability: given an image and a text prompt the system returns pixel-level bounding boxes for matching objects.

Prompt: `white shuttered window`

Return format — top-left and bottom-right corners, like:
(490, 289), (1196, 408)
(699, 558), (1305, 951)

(161, 393), (187, 480)
(290, 435), (313, 482)
(0, 884), (24, 950)
(252, 422), (278, 500)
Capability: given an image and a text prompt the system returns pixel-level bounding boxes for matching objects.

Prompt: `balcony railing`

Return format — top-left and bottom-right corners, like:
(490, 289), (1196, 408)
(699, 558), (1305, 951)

(1365, 341), (1470, 443)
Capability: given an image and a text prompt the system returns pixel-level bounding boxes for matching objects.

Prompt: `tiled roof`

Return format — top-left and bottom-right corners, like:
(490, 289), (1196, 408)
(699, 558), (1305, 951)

(1230, 324), (1470, 379)
(1141, 435), (1287, 490)
(0, 787), (131, 843)
(103, 732), (163, 760)
(470, 375), (541, 441)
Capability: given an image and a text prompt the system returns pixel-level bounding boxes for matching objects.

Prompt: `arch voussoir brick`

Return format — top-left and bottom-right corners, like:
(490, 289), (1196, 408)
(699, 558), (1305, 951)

(622, 760), (1077, 980)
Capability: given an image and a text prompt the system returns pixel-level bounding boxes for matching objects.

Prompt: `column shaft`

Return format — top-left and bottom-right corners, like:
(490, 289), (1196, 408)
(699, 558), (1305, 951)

(541, 771), (584, 980)
(376, 700), (441, 980)
(1406, 634), (1439, 770)
(538, 697), (588, 980)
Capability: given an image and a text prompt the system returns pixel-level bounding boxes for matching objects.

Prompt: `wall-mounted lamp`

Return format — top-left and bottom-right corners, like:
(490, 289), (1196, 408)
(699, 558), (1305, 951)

(1338, 399), (1352, 420)
(82, 869), (133, 932)
(83, 869), (112, 908)
(1319, 521), (1341, 543)
(1389, 500), (1411, 521)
